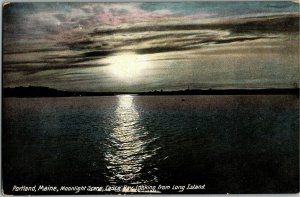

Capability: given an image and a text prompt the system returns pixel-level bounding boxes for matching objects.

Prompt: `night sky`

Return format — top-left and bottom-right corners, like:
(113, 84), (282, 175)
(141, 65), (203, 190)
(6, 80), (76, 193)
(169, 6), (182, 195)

(3, 1), (299, 92)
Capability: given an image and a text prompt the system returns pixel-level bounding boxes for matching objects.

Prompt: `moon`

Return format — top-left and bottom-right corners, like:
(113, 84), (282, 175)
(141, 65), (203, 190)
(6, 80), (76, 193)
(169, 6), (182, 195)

(104, 52), (149, 82)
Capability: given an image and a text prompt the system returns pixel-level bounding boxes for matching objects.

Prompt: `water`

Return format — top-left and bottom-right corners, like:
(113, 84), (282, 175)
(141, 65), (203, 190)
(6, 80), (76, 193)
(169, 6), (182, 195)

(2, 95), (299, 194)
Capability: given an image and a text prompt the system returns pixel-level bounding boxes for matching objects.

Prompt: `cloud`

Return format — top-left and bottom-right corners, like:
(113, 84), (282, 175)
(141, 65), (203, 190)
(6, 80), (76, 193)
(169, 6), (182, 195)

(4, 62), (109, 74)
(3, 3), (178, 42)
(57, 13), (299, 55)
(3, 12), (299, 76)
(2, 2), (299, 92)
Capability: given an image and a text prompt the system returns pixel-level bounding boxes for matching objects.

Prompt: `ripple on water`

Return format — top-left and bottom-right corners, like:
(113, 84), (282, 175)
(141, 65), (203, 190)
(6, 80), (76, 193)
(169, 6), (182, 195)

(104, 95), (159, 184)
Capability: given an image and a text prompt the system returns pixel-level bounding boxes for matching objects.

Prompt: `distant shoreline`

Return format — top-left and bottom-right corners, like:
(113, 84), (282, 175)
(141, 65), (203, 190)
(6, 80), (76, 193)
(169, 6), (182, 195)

(3, 86), (299, 98)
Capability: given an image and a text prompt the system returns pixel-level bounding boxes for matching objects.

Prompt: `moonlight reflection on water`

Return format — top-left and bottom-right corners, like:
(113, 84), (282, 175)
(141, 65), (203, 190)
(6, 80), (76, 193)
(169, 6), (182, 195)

(104, 95), (157, 184)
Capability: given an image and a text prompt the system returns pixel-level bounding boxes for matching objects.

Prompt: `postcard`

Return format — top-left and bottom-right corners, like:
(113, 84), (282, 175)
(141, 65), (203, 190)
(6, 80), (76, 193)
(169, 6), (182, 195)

(2, 1), (299, 195)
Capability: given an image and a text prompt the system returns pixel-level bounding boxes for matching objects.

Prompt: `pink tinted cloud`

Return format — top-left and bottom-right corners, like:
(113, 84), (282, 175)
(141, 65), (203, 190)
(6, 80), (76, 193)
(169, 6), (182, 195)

(95, 6), (173, 25)
(29, 3), (217, 43)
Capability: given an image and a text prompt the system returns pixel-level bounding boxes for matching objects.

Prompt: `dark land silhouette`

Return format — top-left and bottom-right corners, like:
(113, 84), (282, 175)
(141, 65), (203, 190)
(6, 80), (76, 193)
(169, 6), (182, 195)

(140, 88), (299, 96)
(3, 86), (299, 97)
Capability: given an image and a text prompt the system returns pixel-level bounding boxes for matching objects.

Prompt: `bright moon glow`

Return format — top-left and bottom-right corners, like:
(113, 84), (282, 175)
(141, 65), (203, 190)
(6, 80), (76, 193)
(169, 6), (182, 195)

(104, 53), (149, 82)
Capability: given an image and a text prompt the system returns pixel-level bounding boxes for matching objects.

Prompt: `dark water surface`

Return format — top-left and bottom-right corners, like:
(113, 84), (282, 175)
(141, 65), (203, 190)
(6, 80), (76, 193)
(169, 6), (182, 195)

(2, 95), (299, 194)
